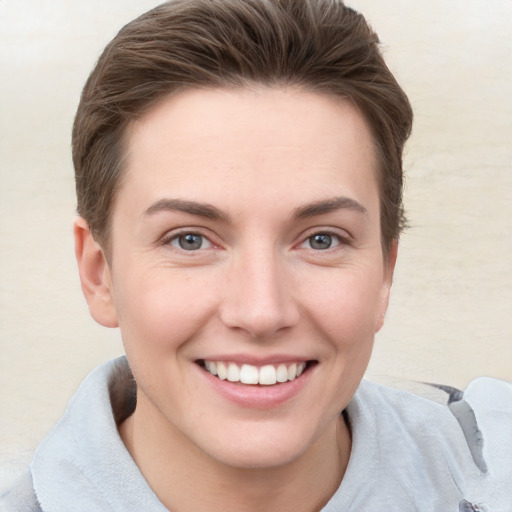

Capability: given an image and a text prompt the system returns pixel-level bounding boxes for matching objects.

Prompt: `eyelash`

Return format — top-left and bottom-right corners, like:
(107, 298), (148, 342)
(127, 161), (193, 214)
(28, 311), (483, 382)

(159, 228), (351, 253)
(160, 229), (217, 252)
(298, 230), (351, 252)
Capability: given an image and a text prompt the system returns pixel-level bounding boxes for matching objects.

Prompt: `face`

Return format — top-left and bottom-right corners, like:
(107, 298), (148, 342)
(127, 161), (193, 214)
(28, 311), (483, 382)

(84, 87), (396, 470)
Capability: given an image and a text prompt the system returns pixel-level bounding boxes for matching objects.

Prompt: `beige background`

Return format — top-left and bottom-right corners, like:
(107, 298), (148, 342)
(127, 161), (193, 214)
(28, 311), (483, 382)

(1, 0), (511, 489)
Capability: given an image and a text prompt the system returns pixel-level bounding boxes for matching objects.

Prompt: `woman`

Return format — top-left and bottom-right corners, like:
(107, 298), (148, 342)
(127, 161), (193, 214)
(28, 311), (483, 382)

(1, 1), (510, 510)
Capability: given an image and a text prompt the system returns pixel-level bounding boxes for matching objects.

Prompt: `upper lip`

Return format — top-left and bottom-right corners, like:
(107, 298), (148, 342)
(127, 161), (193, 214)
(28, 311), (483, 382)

(196, 354), (315, 365)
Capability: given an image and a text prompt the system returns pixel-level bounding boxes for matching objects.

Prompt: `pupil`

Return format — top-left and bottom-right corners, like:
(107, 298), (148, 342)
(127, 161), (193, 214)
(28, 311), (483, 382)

(311, 234), (332, 250)
(179, 234), (202, 250)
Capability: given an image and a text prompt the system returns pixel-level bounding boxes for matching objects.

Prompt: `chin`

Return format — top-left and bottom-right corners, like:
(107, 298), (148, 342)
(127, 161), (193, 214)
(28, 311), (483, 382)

(196, 422), (321, 470)
(207, 444), (305, 471)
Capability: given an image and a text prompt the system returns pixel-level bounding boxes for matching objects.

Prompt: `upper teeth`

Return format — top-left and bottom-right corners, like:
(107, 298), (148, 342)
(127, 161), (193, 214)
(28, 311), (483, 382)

(203, 361), (306, 385)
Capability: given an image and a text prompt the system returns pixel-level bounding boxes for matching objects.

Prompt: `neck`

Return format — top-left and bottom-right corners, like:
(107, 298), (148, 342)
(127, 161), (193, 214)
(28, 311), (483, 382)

(119, 397), (351, 512)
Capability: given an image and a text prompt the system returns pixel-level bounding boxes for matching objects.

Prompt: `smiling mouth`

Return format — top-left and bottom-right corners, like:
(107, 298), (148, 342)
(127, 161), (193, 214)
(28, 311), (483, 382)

(197, 360), (316, 386)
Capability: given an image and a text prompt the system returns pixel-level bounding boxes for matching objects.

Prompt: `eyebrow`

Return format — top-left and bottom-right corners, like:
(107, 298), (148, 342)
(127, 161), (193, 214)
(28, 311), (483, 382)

(293, 196), (368, 219)
(144, 198), (230, 221)
(143, 195), (367, 222)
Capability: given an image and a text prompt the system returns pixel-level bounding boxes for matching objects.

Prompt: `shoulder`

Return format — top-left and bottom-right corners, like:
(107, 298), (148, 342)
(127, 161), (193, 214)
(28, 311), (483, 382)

(354, 377), (512, 456)
(348, 377), (512, 510)
(348, 379), (476, 473)
(456, 377), (512, 508)
(0, 471), (42, 512)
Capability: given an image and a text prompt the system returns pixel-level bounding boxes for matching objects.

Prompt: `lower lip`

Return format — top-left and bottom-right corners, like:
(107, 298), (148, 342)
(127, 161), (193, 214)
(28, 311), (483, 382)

(196, 364), (314, 409)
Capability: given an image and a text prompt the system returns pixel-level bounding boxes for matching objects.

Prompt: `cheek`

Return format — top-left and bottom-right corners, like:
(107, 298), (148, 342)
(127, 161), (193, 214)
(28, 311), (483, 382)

(305, 268), (385, 342)
(310, 271), (382, 401)
(112, 268), (218, 354)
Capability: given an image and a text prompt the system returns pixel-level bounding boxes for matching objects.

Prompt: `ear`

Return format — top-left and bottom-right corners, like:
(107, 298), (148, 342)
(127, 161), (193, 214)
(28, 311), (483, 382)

(375, 239), (398, 333)
(74, 217), (118, 328)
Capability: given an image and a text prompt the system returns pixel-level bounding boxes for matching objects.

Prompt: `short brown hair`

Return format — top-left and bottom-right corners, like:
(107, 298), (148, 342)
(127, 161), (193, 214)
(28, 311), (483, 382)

(73, 0), (413, 254)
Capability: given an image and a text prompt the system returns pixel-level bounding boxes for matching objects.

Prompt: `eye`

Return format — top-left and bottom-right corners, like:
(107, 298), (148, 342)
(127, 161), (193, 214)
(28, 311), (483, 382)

(303, 233), (341, 250)
(169, 233), (212, 251)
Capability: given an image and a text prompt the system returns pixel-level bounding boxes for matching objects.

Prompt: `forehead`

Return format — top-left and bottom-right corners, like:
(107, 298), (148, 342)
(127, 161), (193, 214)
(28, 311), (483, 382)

(120, 87), (379, 219)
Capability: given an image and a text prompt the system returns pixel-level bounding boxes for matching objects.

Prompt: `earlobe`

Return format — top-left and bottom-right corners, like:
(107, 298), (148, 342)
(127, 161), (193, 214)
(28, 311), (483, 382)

(375, 239), (399, 333)
(74, 217), (118, 328)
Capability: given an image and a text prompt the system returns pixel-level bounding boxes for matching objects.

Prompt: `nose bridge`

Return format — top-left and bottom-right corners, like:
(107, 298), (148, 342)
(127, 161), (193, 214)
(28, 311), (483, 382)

(220, 241), (298, 338)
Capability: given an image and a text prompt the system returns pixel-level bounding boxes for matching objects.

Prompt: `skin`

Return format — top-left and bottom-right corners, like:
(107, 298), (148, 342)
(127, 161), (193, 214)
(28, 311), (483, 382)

(75, 87), (397, 512)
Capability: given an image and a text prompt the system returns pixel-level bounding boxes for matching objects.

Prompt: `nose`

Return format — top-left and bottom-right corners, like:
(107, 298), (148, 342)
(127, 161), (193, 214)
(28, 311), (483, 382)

(219, 247), (300, 339)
